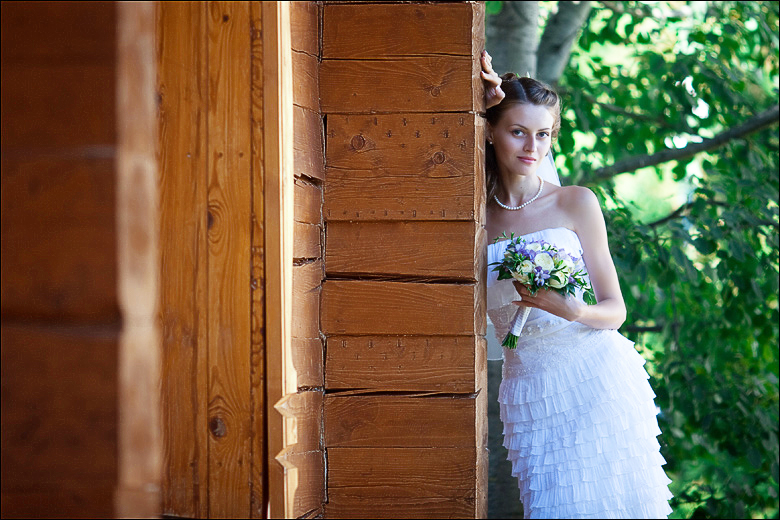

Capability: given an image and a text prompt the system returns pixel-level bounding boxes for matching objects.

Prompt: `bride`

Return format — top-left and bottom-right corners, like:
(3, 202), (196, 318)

(480, 50), (673, 519)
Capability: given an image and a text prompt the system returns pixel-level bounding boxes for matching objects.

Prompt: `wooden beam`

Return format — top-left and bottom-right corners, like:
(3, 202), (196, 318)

(324, 395), (475, 448)
(322, 3), (474, 59)
(262, 2), (296, 517)
(321, 280), (477, 336)
(325, 221), (478, 280)
(325, 335), (479, 392)
(325, 113), (477, 174)
(320, 56), (474, 113)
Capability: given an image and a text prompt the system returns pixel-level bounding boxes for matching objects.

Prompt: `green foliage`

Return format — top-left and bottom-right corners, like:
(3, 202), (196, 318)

(554, 2), (780, 518)
(488, 1), (779, 518)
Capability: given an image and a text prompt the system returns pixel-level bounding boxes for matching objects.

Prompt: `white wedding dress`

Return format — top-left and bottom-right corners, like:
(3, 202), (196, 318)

(487, 227), (673, 519)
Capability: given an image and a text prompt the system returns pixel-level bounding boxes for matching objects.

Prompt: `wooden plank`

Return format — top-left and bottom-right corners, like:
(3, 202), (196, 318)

(249, 2), (265, 516)
(1, 487), (115, 520)
(1, 323), (118, 488)
(320, 56), (474, 113)
(327, 447), (476, 499)
(325, 336), (476, 392)
(1, 64), (115, 149)
(1, 211), (118, 322)
(324, 167), (475, 221)
(321, 280), (476, 336)
(206, 2), (253, 517)
(275, 390), (322, 453)
(293, 49), (319, 113)
(157, 2), (209, 516)
(278, 450), (325, 518)
(325, 113), (476, 175)
(293, 260), (322, 340)
(324, 395), (475, 448)
(325, 221), (477, 280)
(0, 1), (115, 64)
(324, 496), (476, 519)
(294, 105), (324, 180)
(1, 155), (115, 226)
(262, 2), (296, 516)
(290, 0), (319, 56)
(294, 221), (321, 259)
(322, 3), (473, 58)
(294, 178), (322, 223)
(293, 337), (324, 388)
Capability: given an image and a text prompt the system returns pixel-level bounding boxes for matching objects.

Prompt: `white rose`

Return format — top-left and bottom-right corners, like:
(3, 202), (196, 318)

(548, 273), (566, 288)
(526, 242), (542, 252)
(511, 260), (534, 284)
(534, 252), (554, 272)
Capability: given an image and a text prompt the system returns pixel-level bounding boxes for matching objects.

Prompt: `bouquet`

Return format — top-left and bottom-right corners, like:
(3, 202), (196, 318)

(489, 231), (596, 349)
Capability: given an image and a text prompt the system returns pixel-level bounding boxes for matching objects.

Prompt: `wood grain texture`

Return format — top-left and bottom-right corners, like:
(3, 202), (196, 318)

(1, 64), (116, 149)
(325, 113), (477, 175)
(1, 323), (118, 489)
(320, 56), (474, 113)
(294, 178), (322, 223)
(293, 260), (322, 340)
(294, 221), (321, 259)
(206, 2), (253, 517)
(324, 395), (475, 448)
(325, 220), (477, 280)
(325, 335), (476, 392)
(294, 105), (324, 180)
(0, 157), (116, 321)
(321, 280), (477, 336)
(157, 2), (209, 516)
(324, 496), (476, 519)
(0, 1), (115, 64)
(290, 0), (319, 56)
(322, 3), (473, 58)
(293, 337), (324, 388)
(293, 49), (320, 114)
(327, 447), (476, 498)
(324, 167), (475, 221)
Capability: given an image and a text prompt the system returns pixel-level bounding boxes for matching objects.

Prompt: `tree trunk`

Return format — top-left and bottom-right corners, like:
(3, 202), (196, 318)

(536, 1), (593, 86)
(485, 1), (539, 77)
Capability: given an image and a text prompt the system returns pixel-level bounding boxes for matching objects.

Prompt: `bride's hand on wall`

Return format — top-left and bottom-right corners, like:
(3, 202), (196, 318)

(512, 281), (585, 323)
(480, 50), (504, 109)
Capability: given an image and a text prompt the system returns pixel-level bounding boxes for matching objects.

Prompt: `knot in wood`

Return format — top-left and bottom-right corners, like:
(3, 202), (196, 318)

(433, 151), (446, 164)
(350, 135), (366, 150)
(209, 416), (227, 438)
(430, 86), (441, 97)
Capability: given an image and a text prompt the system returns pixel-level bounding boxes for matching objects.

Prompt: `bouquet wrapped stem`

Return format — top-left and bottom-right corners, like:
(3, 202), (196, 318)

(502, 306), (531, 348)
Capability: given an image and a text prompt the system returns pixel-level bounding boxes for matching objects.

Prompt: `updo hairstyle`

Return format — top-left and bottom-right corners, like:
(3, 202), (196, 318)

(485, 74), (562, 203)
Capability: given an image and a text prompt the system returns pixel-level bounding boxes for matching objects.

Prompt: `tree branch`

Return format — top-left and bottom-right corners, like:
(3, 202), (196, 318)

(537, 1), (593, 85)
(485, 1), (539, 77)
(588, 105), (780, 182)
(647, 200), (728, 228)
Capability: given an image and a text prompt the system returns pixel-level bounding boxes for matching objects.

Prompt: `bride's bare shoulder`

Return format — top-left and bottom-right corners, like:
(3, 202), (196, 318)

(554, 185), (598, 208)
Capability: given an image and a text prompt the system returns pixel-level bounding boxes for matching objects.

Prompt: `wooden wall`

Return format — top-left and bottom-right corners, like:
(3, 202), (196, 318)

(157, 2), (260, 517)
(319, 2), (488, 518)
(1, 2), (120, 517)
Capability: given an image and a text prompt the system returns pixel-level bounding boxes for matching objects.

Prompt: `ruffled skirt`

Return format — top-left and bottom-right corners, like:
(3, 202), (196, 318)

(499, 323), (673, 519)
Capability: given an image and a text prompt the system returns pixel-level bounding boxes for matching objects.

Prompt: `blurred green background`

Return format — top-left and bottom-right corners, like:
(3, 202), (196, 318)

(484, 2), (779, 518)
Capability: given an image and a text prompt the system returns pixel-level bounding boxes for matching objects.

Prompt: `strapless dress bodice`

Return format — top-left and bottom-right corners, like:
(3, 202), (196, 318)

(487, 227), (592, 360)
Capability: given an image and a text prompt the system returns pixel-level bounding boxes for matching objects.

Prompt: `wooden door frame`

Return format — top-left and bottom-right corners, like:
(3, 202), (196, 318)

(261, 1), (297, 517)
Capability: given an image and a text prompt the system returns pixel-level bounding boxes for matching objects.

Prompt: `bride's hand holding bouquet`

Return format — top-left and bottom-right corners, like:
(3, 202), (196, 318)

(490, 231), (596, 348)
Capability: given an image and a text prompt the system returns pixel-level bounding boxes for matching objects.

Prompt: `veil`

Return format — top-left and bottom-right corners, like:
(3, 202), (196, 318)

(486, 150), (561, 361)
(539, 150), (561, 187)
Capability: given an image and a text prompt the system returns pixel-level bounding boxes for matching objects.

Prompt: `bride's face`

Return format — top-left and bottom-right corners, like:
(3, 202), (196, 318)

(488, 103), (554, 177)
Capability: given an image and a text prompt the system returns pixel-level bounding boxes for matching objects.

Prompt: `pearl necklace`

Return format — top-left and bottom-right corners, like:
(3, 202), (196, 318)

(494, 177), (545, 211)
